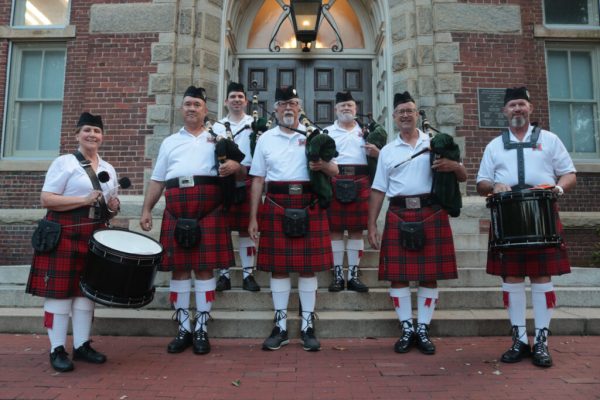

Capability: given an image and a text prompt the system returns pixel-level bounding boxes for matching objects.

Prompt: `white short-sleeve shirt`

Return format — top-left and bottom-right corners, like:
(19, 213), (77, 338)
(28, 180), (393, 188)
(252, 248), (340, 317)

(151, 127), (227, 181)
(212, 114), (254, 167)
(372, 130), (433, 196)
(476, 126), (576, 187)
(43, 153), (118, 200)
(326, 121), (368, 165)
(249, 125), (310, 182)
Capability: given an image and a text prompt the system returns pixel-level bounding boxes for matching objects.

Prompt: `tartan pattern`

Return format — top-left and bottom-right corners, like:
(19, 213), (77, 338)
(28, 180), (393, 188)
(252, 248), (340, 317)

(327, 173), (370, 232)
(486, 206), (570, 277)
(159, 183), (234, 273)
(226, 176), (253, 232)
(27, 210), (105, 299)
(378, 205), (458, 282)
(256, 186), (333, 273)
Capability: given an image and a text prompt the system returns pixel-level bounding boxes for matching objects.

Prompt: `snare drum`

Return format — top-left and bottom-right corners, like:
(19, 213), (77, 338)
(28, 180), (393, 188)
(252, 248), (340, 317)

(81, 229), (163, 308)
(487, 189), (562, 250)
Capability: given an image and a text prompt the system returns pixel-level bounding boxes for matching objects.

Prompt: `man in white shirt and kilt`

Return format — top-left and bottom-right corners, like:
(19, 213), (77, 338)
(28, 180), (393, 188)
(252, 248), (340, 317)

(325, 91), (377, 293)
(213, 82), (261, 293)
(477, 87), (576, 368)
(368, 91), (466, 355)
(140, 86), (244, 355)
(248, 86), (338, 352)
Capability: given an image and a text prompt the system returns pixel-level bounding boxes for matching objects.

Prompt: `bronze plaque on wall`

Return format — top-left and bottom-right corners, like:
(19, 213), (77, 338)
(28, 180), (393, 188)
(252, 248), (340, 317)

(478, 88), (506, 128)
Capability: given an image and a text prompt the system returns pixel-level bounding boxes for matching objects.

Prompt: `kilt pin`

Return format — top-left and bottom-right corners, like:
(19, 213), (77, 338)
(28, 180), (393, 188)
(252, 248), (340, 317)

(256, 185), (333, 274)
(27, 209), (105, 299)
(226, 175), (253, 232)
(159, 181), (234, 273)
(487, 202), (570, 277)
(328, 173), (370, 232)
(379, 204), (458, 282)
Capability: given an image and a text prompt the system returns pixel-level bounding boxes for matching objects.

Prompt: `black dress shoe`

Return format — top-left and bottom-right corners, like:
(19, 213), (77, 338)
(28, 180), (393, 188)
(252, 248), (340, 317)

(394, 320), (415, 353)
(347, 268), (369, 292)
(193, 329), (211, 355)
(531, 328), (552, 368)
(262, 326), (289, 350)
(328, 276), (345, 292)
(300, 327), (321, 352)
(415, 323), (436, 355)
(167, 328), (193, 353)
(501, 339), (531, 363)
(242, 275), (261, 292)
(216, 275), (231, 291)
(73, 341), (107, 364)
(50, 346), (74, 372)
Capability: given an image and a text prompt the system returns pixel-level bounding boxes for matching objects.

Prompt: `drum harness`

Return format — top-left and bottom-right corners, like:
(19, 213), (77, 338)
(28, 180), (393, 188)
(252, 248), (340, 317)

(502, 125), (541, 190)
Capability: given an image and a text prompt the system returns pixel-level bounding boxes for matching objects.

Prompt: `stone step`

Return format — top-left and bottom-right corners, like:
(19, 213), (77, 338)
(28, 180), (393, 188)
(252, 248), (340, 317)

(3, 265), (598, 288)
(0, 307), (597, 337)
(4, 285), (599, 310)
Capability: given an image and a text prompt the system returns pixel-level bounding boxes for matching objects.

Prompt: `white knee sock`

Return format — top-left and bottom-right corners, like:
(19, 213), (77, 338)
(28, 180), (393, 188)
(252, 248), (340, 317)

(503, 282), (528, 344)
(417, 287), (439, 325)
(331, 240), (345, 270)
(298, 276), (318, 331)
(346, 239), (364, 279)
(389, 287), (413, 326)
(170, 279), (192, 332)
(239, 237), (256, 278)
(72, 297), (95, 349)
(44, 298), (72, 352)
(194, 278), (216, 332)
(531, 282), (556, 343)
(271, 277), (291, 331)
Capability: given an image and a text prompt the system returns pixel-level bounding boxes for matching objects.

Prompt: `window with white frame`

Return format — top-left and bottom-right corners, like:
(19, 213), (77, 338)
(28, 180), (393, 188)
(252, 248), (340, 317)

(3, 43), (67, 159)
(544, 0), (600, 26)
(12, 0), (70, 27)
(546, 45), (599, 160)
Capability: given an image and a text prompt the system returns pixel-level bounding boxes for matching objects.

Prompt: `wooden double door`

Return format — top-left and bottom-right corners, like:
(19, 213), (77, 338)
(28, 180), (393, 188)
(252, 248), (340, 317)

(239, 59), (372, 127)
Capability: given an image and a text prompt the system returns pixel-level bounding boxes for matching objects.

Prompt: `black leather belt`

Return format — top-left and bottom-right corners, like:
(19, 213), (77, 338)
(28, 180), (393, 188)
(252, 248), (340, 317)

(389, 195), (436, 209)
(338, 165), (369, 176)
(267, 182), (313, 195)
(165, 176), (219, 189)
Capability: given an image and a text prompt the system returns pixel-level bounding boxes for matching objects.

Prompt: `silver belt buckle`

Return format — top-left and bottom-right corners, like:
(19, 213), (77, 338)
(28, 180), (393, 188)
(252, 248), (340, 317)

(178, 176), (195, 188)
(406, 197), (421, 209)
(342, 166), (355, 175)
(289, 184), (303, 195)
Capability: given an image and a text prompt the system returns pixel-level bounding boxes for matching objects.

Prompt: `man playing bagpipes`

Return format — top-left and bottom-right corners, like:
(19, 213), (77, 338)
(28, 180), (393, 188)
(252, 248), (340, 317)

(368, 91), (467, 355)
(248, 86), (338, 352)
(212, 82), (261, 293)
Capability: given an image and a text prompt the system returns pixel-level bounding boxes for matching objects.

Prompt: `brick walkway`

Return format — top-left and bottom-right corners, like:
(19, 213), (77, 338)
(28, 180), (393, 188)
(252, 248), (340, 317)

(1, 334), (598, 399)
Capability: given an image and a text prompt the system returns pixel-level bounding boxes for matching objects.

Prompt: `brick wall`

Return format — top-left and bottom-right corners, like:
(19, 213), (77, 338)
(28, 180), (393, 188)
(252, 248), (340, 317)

(0, 224), (35, 265)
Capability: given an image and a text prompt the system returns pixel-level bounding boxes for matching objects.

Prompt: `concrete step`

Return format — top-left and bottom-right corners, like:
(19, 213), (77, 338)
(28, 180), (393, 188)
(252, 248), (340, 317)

(4, 285), (600, 310)
(3, 265), (598, 289)
(1, 307), (597, 337)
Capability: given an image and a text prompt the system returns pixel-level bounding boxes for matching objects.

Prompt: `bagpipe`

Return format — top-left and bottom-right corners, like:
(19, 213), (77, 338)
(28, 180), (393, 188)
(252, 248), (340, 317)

(205, 118), (246, 210)
(249, 80), (273, 157)
(355, 113), (388, 184)
(393, 110), (462, 217)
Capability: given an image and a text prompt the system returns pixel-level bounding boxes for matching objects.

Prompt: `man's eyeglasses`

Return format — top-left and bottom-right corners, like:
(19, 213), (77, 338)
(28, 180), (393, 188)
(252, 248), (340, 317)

(393, 109), (417, 116)
(276, 100), (300, 108)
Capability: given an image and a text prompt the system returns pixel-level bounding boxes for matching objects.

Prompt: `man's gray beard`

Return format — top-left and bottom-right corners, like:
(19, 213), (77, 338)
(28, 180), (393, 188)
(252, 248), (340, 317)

(510, 116), (527, 128)
(337, 112), (355, 124)
(283, 115), (295, 126)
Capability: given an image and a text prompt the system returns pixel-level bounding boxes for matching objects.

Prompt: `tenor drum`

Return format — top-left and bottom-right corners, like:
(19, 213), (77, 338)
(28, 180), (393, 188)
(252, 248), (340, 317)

(81, 229), (163, 308)
(486, 189), (561, 250)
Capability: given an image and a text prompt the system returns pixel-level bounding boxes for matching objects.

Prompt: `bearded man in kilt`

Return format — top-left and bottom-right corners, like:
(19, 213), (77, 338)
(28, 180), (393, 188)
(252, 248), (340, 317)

(476, 87), (576, 368)
(325, 91), (378, 293)
(368, 92), (466, 355)
(248, 86), (338, 352)
(140, 86), (244, 355)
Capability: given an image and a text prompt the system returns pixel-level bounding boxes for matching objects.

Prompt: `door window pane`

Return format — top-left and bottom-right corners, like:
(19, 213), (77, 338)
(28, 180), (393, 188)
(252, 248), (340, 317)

(4, 43), (66, 158)
(12, 0), (70, 27)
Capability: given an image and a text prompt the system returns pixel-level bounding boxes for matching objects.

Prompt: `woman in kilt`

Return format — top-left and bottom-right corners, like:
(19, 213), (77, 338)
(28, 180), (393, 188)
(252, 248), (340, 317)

(368, 92), (466, 355)
(26, 112), (121, 372)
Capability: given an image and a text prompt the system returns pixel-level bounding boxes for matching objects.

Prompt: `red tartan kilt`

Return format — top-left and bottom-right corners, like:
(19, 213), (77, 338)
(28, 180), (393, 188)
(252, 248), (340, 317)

(327, 174), (370, 232)
(487, 206), (571, 277)
(27, 210), (105, 299)
(226, 176), (253, 232)
(379, 205), (458, 282)
(160, 183), (234, 273)
(256, 190), (333, 273)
